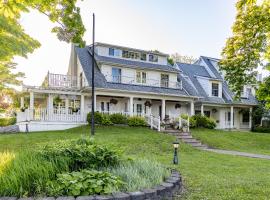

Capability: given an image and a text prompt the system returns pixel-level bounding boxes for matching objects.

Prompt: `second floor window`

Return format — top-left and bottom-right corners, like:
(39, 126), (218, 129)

(161, 74), (169, 88)
(149, 54), (158, 62)
(109, 48), (114, 56)
(212, 83), (219, 97)
(112, 68), (121, 83)
(136, 71), (146, 84)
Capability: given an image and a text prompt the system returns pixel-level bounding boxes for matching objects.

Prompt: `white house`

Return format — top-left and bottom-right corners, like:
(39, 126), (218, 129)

(16, 43), (257, 132)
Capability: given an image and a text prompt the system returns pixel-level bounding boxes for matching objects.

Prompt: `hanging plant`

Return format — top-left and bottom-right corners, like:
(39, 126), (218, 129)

(212, 108), (217, 113)
(175, 103), (181, 109)
(110, 99), (118, 104)
(144, 101), (152, 107)
(53, 95), (62, 105)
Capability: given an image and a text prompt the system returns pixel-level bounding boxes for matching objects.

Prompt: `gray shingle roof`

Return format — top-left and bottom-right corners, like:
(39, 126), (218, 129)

(177, 62), (257, 105)
(95, 55), (179, 73)
(199, 56), (223, 79)
(76, 47), (189, 97)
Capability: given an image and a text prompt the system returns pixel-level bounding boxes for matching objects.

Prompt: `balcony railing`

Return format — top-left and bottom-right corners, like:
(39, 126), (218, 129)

(105, 75), (182, 89)
(42, 72), (78, 88)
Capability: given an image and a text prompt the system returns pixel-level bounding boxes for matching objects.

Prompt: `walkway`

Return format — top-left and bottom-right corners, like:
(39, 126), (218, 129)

(203, 148), (270, 160)
(163, 129), (270, 160)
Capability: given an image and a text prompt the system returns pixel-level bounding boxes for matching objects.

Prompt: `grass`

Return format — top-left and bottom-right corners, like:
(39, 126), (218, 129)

(192, 128), (270, 155)
(0, 126), (270, 199)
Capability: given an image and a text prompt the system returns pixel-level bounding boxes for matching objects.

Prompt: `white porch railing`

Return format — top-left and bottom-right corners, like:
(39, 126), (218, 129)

(105, 75), (182, 89)
(42, 72), (78, 88)
(17, 108), (86, 123)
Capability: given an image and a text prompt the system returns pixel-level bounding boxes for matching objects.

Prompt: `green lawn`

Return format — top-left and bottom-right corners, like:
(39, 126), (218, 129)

(192, 128), (270, 155)
(1, 126), (270, 200)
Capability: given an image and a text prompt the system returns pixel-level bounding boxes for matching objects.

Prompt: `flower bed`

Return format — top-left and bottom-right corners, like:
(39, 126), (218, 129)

(0, 170), (182, 200)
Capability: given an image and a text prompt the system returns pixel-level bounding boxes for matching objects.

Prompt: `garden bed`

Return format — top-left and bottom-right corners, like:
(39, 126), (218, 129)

(0, 138), (182, 199)
(0, 170), (181, 200)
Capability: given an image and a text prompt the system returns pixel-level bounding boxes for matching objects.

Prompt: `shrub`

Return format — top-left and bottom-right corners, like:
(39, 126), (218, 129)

(0, 117), (16, 127)
(47, 170), (124, 196)
(101, 114), (113, 126)
(40, 138), (121, 171)
(252, 126), (270, 133)
(190, 115), (216, 129)
(87, 112), (103, 125)
(180, 114), (189, 120)
(109, 159), (170, 192)
(127, 116), (147, 127)
(110, 113), (127, 124)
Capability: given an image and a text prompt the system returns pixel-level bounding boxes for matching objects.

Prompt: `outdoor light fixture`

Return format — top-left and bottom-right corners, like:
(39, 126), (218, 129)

(173, 141), (179, 164)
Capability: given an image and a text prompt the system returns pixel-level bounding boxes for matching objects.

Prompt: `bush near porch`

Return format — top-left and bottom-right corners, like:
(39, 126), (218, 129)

(87, 112), (146, 127)
(0, 117), (16, 127)
(181, 114), (216, 129)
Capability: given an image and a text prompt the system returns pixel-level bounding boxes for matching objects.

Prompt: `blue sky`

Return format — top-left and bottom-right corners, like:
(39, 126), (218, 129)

(15, 0), (237, 86)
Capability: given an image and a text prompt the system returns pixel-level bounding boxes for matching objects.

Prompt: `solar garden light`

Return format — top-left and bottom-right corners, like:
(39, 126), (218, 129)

(173, 141), (179, 165)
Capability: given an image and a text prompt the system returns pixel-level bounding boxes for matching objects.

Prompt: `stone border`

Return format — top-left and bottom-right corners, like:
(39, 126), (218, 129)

(0, 170), (182, 200)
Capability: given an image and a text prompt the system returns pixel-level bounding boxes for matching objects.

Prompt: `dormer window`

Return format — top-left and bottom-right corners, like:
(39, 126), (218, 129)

(212, 83), (219, 97)
(109, 48), (114, 56)
(149, 54), (158, 62)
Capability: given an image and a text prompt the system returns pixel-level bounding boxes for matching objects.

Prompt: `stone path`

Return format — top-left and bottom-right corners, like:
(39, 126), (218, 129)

(163, 128), (270, 160)
(203, 148), (270, 160)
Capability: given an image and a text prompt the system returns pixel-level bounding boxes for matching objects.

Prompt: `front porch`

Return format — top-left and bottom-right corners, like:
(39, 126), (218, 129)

(195, 104), (252, 130)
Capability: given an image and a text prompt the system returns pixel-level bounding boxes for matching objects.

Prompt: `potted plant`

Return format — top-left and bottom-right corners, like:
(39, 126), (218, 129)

(110, 99), (118, 105)
(175, 103), (181, 109)
(144, 101), (152, 107)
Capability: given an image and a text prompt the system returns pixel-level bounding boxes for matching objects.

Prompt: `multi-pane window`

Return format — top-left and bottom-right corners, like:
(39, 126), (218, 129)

(109, 48), (114, 56)
(242, 111), (250, 123)
(140, 53), (146, 61)
(122, 50), (140, 59)
(137, 104), (142, 114)
(109, 48), (120, 57)
(106, 102), (110, 112)
(101, 102), (105, 111)
(161, 74), (169, 88)
(149, 54), (158, 62)
(112, 68), (121, 83)
(212, 83), (219, 97)
(136, 71), (147, 84)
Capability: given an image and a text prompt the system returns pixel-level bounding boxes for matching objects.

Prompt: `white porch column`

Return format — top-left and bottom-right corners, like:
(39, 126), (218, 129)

(94, 94), (97, 112)
(249, 107), (252, 129)
(80, 94), (85, 121)
(201, 104), (204, 116)
(30, 92), (34, 110)
(162, 99), (166, 120)
(129, 96), (134, 116)
(48, 94), (54, 110)
(20, 97), (24, 108)
(230, 106), (234, 129)
(65, 97), (69, 114)
(190, 101), (194, 116)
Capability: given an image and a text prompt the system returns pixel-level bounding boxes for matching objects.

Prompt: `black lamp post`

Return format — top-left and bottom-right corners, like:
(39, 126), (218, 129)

(173, 141), (179, 164)
(91, 13), (95, 136)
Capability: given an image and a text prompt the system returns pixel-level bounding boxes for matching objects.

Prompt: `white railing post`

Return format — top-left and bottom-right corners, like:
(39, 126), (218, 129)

(150, 114), (153, 129)
(158, 116), (161, 132)
(187, 116), (190, 132)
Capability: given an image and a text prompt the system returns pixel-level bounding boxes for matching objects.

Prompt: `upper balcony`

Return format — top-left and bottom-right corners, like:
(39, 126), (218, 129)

(42, 72), (78, 89)
(104, 75), (182, 89)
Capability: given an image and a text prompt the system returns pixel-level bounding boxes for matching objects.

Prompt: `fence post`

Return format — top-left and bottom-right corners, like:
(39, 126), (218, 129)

(187, 116), (190, 132)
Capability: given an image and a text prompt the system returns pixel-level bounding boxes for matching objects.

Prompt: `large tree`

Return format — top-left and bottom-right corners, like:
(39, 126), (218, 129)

(0, 0), (86, 92)
(219, 0), (270, 99)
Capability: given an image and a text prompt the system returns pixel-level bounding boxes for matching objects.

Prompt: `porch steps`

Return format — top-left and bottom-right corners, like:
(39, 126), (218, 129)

(164, 129), (208, 149)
